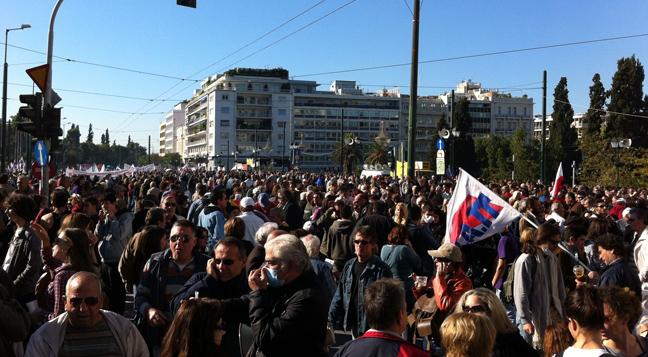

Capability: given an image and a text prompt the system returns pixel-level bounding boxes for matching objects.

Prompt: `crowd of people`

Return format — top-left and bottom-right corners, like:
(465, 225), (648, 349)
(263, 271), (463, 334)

(0, 168), (647, 357)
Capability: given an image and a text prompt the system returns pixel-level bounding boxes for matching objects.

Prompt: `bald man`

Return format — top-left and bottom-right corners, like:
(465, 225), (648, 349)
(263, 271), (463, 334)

(26, 271), (148, 357)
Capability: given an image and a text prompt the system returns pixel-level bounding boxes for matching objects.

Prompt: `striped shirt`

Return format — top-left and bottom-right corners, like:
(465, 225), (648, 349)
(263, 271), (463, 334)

(59, 319), (121, 357)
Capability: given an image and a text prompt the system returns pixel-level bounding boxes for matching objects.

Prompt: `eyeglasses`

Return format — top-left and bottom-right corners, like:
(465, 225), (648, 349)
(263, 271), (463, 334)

(462, 304), (489, 314)
(597, 205), (606, 208)
(165, 202), (177, 207)
(354, 240), (370, 246)
(68, 296), (99, 307)
(170, 234), (191, 243)
(214, 258), (235, 266)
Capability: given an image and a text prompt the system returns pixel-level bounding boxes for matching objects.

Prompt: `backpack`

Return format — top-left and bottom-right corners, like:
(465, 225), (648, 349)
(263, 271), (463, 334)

(503, 254), (536, 304)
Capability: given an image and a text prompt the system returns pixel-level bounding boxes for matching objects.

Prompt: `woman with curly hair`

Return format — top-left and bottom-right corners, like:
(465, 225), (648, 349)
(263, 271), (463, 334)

(601, 286), (648, 357)
(161, 298), (226, 357)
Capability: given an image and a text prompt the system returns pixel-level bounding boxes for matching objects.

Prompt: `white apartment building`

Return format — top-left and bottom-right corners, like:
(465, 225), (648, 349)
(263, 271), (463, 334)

(182, 68), (316, 168)
(160, 101), (186, 157)
(439, 80), (534, 138)
(533, 112), (587, 140)
(293, 81), (401, 170)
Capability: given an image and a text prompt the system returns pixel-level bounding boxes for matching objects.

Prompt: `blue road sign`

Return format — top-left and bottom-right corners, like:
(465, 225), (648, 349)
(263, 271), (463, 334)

(34, 140), (48, 166)
(436, 138), (445, 150)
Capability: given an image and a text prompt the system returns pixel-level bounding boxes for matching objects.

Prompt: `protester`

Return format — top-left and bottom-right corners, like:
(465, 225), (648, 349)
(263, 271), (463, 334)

(329, 225), (393, 337)
(333, 279), (428, 357)
(380, 225), (420, 311)
(440, 312), (497, 357)
(161, 298), (226, 357)
(118, 225), (168, 293)
(455, 288), (537, 356)
(26, 271), (148, 356)
(561, 286), (610, 357)
(595, 233), (641, 296)
(301, 234), (336, 302)
(600, 286), (647, 357)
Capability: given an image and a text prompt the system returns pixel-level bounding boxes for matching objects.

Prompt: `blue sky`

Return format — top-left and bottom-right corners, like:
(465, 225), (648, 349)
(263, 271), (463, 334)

(3, 0), (647, 152)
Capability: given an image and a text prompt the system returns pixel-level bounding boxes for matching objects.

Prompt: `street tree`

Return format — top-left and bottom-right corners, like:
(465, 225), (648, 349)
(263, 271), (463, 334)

(86, 123), (94, 144)
(606, 55), (646, 145)
(584, 73), (606, 136)
(549, 77), (578, 179)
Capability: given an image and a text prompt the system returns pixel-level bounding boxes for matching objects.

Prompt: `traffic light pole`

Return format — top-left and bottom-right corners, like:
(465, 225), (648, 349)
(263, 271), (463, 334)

(40, 0), (64, 202)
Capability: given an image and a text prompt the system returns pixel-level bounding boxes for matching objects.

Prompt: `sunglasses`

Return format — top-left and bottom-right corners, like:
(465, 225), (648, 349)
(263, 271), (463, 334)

(354, 240), (370, 246)
(596, 205), (606, 208)
(170, 234), (191, 243)
(463, 304), (489, 314)
(69, 296), (99, 307)
(214, 258), (235, 266)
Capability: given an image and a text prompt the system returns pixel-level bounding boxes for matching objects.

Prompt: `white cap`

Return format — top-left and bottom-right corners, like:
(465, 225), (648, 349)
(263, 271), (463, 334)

(240, 196), (255, 208)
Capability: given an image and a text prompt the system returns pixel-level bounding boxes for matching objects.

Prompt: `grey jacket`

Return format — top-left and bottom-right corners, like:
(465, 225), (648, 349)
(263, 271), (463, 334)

(25, 310), (149, 357)
(96, 210), (134, 263)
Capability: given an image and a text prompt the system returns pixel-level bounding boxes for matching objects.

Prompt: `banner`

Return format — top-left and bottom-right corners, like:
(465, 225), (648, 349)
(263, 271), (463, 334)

(550, 162), (564, 200)
(445, 168), (521, 246)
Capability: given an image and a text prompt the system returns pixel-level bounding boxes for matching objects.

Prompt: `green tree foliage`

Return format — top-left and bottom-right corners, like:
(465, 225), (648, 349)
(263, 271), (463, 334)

(584, 73), (607, 136)
(331, 133), (364, 174)
(86, 123), (94, 144)
(365, 142), (388, 165)
(452, 98), (472, 134)
(474, 135), (511, 180)
(105, 129), (110, 146)
(606, 55), (646, 145)
(510, 128), (540, 181)
(548, 77), (578, 180)
(436, 114), (449, 133)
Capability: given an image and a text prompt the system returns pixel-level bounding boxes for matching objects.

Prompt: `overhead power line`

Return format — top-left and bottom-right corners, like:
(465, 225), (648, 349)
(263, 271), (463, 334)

(553, 98), (648, 119)
(7, 97), (164, 115)
(293, 33), (648, 77)
(9, 82), (184, 102)
(2, 42), (201, 82)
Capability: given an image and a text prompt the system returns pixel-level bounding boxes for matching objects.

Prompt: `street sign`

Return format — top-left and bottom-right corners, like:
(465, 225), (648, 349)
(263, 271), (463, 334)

(436, 156), (445, 175)
(436, 149), (445, 158)
(26, 64), (48, 92)
(436, 138), (445, 151)
(34, 140), (48, 166)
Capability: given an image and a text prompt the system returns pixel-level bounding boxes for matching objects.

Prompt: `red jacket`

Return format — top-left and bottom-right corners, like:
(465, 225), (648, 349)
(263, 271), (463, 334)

(334, 330), (428, 357)
(432, 269), (472, 312)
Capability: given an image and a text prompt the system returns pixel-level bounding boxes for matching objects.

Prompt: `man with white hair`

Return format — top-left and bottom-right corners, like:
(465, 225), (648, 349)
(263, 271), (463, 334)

(26, 271), (148, 356)
(546, 201), (566, 232)
(301, 234), (336, 301)
(234, 235), (329, 357)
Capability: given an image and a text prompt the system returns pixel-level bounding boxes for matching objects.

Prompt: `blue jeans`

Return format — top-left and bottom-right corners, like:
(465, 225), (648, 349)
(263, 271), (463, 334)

(496, 289), (517, 325)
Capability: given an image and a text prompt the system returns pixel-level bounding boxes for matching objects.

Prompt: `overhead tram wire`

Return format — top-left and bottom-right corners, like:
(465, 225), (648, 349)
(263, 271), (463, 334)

(112, 0), (332, 131)
(1, 42), (202, 82)
(117, 0), (360, 131)
(8, 82), (184, 102)
(292, 33), (648, 78)
(553, 98), (648, 120)
(6, 98), (164, 115)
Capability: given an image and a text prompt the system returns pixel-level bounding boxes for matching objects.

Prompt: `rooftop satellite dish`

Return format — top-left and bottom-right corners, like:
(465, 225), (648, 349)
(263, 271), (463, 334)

(439, 129), (450, 139)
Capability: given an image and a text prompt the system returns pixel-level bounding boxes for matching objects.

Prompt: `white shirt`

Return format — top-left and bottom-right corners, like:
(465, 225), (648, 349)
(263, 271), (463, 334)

(633, 226), (648, 325)
(237, 211), (264, 246)
(558, 347), (612, 357)
(546, 211), (566, 232)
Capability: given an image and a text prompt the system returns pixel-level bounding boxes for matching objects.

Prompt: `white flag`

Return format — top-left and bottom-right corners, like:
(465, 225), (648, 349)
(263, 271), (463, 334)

(445, 168), (521, 246)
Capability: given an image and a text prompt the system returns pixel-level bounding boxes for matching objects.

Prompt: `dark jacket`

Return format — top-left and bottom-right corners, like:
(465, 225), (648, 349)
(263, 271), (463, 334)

(321, 219), (355, 270)
(599, 258), (641, 296)
(170, 271), (250, 313)
(2, 227), (41, 301)
(329, 256), (393, 334)
(246, 269), (329, 357)
(492, 331), (538, 357)
(282, 201), (302, 231)
(171, 271), (250, 357)
(134, 249), (208, 316)
(333, 330), (428, 357)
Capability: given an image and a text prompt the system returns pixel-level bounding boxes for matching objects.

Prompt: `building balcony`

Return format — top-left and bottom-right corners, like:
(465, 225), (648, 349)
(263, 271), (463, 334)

(236, 120), (272, 131)
(186, 139), (207, 148)
(187, 115), (207, 127)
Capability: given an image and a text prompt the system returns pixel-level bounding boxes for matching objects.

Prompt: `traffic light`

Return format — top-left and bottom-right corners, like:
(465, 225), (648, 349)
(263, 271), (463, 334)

(16, 92), (43, 136)
(43, 107), (62, 151)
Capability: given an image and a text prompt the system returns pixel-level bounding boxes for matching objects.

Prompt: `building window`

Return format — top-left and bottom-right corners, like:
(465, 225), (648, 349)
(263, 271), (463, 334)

(220, 132), (228, 139)
(513, 107), (517, 116)
(498, 106), (502, 115)
(220, 145), (228, 152)
(278, 108), (287, 116)
(220, 120), (230, 127)
(221, 106), (230, 114)
(277, 121), (286, 128)
(507, 107), (511, 115)
(523, 107), (527, 116)
(222, 95), (229, 101)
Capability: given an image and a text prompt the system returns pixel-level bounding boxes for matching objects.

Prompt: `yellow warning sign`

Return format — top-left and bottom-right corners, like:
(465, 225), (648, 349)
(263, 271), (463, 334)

(26, 64), (49, 92)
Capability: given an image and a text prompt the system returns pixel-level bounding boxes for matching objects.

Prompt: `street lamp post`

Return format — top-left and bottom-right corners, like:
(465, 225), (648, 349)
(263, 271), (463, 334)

(610, 138), (632, 188)
(2, 24), (31, 172)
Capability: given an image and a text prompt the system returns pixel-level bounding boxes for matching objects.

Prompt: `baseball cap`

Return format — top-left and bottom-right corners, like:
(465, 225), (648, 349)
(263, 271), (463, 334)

(428, 243), (462, 262)
(240, 196), (255, 208)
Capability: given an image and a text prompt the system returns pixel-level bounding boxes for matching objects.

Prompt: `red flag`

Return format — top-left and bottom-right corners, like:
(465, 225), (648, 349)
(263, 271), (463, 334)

(551, 162), (564, 200)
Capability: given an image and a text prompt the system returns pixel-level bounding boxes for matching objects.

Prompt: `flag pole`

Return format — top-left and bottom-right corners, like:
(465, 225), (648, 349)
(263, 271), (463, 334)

(519, 215), (592, 272)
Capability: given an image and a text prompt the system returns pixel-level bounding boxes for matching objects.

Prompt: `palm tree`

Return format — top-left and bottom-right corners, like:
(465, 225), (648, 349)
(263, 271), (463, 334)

(365, 142), (388, 165)
(331, 133), (363, 174)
